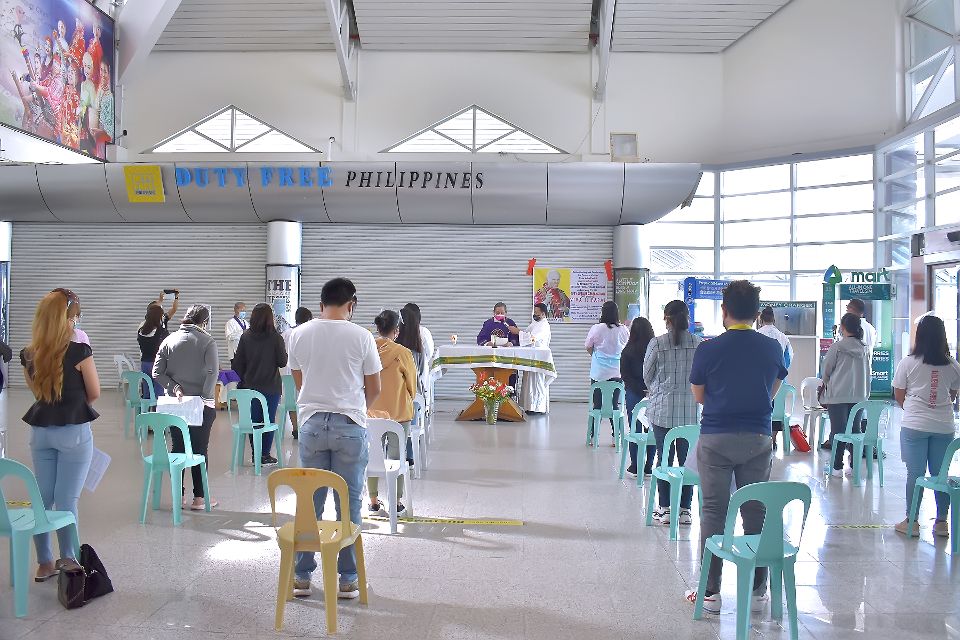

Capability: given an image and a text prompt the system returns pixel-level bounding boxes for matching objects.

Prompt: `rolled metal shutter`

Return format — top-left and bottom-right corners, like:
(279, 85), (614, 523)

(10, 223), (267, 389)
(300, 224), (613, 402)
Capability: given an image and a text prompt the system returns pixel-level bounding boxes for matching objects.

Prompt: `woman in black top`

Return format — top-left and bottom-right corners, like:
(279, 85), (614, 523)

(620, 316), (655, 477)
(20, 289), (100, 581)
(137, 303), (168, 398)
(232, 303), (288, 466)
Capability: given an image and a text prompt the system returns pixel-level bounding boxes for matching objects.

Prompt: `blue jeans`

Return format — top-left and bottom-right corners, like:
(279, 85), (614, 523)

(30, 424), (93, 564)
(140, 361), (164, 398)
(625, 389), (654, 471)
(900, 427), (953, 519)
(295, 413), (368, 584)
(248, 392), (280, 458)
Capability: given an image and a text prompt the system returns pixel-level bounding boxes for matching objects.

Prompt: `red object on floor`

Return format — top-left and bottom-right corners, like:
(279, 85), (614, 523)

(790, 425), (811, 452)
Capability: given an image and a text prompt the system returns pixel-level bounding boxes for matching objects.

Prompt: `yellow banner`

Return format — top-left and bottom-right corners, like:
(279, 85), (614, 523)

(124, 166), (166, 203)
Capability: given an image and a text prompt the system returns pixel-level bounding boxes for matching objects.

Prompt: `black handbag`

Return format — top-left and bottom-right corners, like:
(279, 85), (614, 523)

(57, 566), (85, 610)
(57, 544), (114, 610)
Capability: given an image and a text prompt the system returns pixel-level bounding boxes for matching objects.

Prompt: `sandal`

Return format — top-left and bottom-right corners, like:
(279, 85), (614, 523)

(34, 567), (59, 582)
(190, 498), (218, 510)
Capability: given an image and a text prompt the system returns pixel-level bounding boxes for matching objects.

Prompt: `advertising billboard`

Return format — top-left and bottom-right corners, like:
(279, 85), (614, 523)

(0, 0), (115, 160)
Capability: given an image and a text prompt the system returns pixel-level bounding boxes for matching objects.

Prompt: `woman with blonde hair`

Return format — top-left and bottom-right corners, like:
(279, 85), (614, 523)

(20, 289), (100, 581)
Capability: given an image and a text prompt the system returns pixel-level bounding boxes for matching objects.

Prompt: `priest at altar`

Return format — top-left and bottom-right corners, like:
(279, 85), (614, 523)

(509, 303), (552, 414)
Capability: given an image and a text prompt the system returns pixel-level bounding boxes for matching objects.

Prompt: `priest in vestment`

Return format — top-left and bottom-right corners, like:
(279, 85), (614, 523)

(512, 303), (552, 414)
(477, 302), (520, 346)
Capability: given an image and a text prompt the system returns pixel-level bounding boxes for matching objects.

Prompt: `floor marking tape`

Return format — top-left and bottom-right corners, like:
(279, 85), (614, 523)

(365, 515), (523, 526)
(826, 524), (892, 529)
(5, 500), (31, 507)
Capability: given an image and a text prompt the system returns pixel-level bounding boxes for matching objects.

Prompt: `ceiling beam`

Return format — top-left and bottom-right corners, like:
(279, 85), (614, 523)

(324, 0), (357, 101)
(117, 0), (184, 83)
(594, 0), (616, 101)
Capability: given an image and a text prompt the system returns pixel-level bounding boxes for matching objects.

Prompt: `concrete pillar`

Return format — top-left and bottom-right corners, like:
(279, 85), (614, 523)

(613, 224), (650, 323)
(265, 221), (302, 331)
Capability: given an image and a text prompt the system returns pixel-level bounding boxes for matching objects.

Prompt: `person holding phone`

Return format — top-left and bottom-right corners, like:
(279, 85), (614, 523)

(149, 289), (179, 331)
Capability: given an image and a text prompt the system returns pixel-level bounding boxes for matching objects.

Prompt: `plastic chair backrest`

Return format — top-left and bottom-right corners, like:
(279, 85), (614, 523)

(934, 437), (960, 480)
(800, 377), (822, 407)
(137, 412), (193, 463)
(228, 389), (270, 428)
(721, 481), (811, 563)
(631, 399), (649, 430)
(281, 374), (297, 410)
(844, 400), (891, 439)
(772, 383), (797, 421)
(114, 355), (135, 377)
(123, 370), (154, 404)
(657, 425), (700, 469)
(366, 418), (405, 471)
(0, 458), (52, 531)
(590, 380), (625, 416)
(267, 468), (352, 546)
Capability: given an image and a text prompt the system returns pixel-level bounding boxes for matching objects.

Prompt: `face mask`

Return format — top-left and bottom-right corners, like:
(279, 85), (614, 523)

(533, 314), (542, 322)
(238, 311), (247, 320)
(494, 314), (505, 322)
(72, 317), (81, 329)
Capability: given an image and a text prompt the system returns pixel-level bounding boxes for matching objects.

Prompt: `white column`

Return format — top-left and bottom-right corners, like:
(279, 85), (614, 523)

(265, 221), (302, 329)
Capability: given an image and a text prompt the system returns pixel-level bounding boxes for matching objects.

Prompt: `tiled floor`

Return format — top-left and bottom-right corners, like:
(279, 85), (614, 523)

(0, 388), (958, 639)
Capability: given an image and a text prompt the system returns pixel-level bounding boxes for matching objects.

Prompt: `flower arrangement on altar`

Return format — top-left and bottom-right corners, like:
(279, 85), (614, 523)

(470, 377), (512, 400)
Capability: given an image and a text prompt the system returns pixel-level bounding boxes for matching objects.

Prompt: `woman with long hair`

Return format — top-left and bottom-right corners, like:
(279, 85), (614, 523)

(367, 310), (417, 514)
(820, 312), (871, 478)
(137, 303), (168, 398)
(153, 305), (219, 509)
(642, 300), (701, 525)
(892, 315), (960, 537)
(396, 306), (425, 464)
(620, 316), (656, 476)
(20, 289), (100, 580)
(232, 303), (288, 466)
(585, 301), (630, 445)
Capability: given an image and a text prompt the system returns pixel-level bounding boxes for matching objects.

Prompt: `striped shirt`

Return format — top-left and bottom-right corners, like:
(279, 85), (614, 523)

(643, 331), (702, 429)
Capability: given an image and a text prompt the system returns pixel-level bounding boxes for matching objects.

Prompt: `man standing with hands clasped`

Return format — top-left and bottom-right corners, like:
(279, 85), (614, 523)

(684, 280), (788, 613)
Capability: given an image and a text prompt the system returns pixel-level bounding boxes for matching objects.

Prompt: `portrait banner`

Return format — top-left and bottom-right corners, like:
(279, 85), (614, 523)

(534, 267), (606, 324)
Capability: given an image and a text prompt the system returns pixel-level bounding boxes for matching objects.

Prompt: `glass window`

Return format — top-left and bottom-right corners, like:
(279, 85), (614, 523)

(795, 213), (873, 243)
(650, 248), (714, 273)
(649, 279), (685, 334)
(720, 246), (790, 272)
(882, 135), (923, 176)
(920, 62), (957, 119)
(935, 114), (960, 158)
(879, 236), (913, 268)
(658, 197), (715, 223)
(936, 187), (960, 225)
(795, 184), (874, 215)
(881, 201), (925, 235)
(911, 22), (954, 66)
(721, 164), (789, 195)
(795, 242), (873, 270)
(722, 219), (791, 247)
(882, 169), (925, 207)
(911, 0), (956, 36)
(795, 274), (828, 308)
(643, 222), (714, 247)
(910, 51), (950, 112)
(721, 274), (791, 301)
(696, 172), (715, 197)
(935, 159), (960, 192)
(722, 191), (791, 220)
(796, 154), (873, 187)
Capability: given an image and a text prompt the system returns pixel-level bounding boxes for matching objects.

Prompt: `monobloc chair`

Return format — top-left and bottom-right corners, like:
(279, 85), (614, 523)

(268, 468), (368, 633)
(408, 397), (428, 478)
(137, 412), (211, 526)
(122, 370), (157, 438)
(113, 354), (137, 403)
(227, 389), (283, 476)
(0, 458), (81, 618)
(366, 418), (414, 534)
(586, 380), (626, 450)
(825, 400), (891, 486)
(907, 436), (960, 554)
(693, 481), (812, 640)
(618, 399), (654, 486)
(645, 424), (701, 540)
(799, 377), (827, 449)
(772, 383), (797, 455)
(278, 374), (298, 438)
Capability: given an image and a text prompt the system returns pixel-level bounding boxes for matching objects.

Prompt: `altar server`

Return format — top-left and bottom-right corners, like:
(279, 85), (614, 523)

(514, 304), (552, 414)
(225, 301), (247, 361)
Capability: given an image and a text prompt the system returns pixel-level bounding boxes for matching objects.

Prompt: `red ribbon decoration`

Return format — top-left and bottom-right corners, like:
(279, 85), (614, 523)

(604, 259), (613, 281)
(527, 258), (537, 276)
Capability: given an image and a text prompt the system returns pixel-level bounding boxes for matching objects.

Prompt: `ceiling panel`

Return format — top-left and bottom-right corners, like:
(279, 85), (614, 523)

(353, 0), (592, 52)
(156, 0), (335, 52)
(613, 0), (791, 53)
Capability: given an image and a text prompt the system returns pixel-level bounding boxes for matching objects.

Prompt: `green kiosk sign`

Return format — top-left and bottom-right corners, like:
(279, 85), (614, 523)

(821, 265), (894, 398)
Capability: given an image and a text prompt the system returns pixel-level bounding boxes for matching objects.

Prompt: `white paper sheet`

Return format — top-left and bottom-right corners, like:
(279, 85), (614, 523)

(84, 447), (111, 493)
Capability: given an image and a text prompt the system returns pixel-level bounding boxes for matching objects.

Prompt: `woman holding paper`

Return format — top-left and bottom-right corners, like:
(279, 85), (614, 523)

(20, 289), (100, 581)
(153, 305), (219, 510)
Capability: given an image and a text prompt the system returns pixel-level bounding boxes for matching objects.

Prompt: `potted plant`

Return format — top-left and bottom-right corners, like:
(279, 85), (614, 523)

(470, 377), (512, 425)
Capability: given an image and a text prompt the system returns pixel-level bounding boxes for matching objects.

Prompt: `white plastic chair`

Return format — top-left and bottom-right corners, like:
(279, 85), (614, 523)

(114, 354), (137, 404)
(800, 377), (827, 449)
(408, 398), (428, 478)
(366, 419), (414, 534)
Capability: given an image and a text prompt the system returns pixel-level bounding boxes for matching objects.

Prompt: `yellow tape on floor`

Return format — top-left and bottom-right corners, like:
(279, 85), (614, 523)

(827, 524), (892, 529)
(5, 500), (31, 507)
(365, 515), (523, 526)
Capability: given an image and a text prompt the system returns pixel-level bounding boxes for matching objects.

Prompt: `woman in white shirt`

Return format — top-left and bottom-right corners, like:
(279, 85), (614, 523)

(584, 301), (630, 446)
(892, 315), (960, 538)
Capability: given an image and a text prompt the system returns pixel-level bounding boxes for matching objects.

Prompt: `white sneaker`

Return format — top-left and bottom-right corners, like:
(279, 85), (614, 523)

(653, 507), (670, 525)
(844, 468), (854, 477)
(751, 591), (769, 613)
(685, 589), (721, 614)
(678, 509), (693, 525)
(830, 469), (843, 478)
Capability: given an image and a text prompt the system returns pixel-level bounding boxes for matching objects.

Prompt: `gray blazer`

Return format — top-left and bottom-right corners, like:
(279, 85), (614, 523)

(153, 325), (219, 401)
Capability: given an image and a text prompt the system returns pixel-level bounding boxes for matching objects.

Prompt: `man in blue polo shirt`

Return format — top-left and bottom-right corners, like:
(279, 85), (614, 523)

(684, 280), (788, 614)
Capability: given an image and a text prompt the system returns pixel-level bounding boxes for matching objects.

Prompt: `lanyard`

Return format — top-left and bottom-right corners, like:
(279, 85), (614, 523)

(727, 324), (753, 331)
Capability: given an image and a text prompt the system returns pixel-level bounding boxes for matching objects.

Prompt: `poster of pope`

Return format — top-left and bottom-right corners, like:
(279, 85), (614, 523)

(533, 267), (571, 322)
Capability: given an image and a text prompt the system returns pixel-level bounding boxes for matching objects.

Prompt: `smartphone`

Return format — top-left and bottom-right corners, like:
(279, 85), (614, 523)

(163, 289), (178, 295)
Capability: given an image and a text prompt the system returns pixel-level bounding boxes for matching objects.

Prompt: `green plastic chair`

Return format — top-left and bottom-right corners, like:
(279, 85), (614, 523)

(645, 424), (701, 540)
(228, 389), (283, 476)
(772, 383), (797, 455)
(0, 458), (81, 617)
(693, 481), (812, 640)
(586, 381), (626, 450)
(279, 374), (297, 436)
(122, 370), (157, 439)
(906, 436), (960, 554)
(137, 412), (211, 526)
(825, 400), (891, 487)
(618, 399), (654, 486)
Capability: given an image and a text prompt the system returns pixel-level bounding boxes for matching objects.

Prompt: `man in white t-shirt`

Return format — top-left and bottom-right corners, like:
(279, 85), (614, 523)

(288, 278), (382, 601)
(847, 298), (877, 359)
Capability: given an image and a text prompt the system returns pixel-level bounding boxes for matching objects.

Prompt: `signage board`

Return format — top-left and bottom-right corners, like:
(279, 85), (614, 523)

(123, 165), (165, 203)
